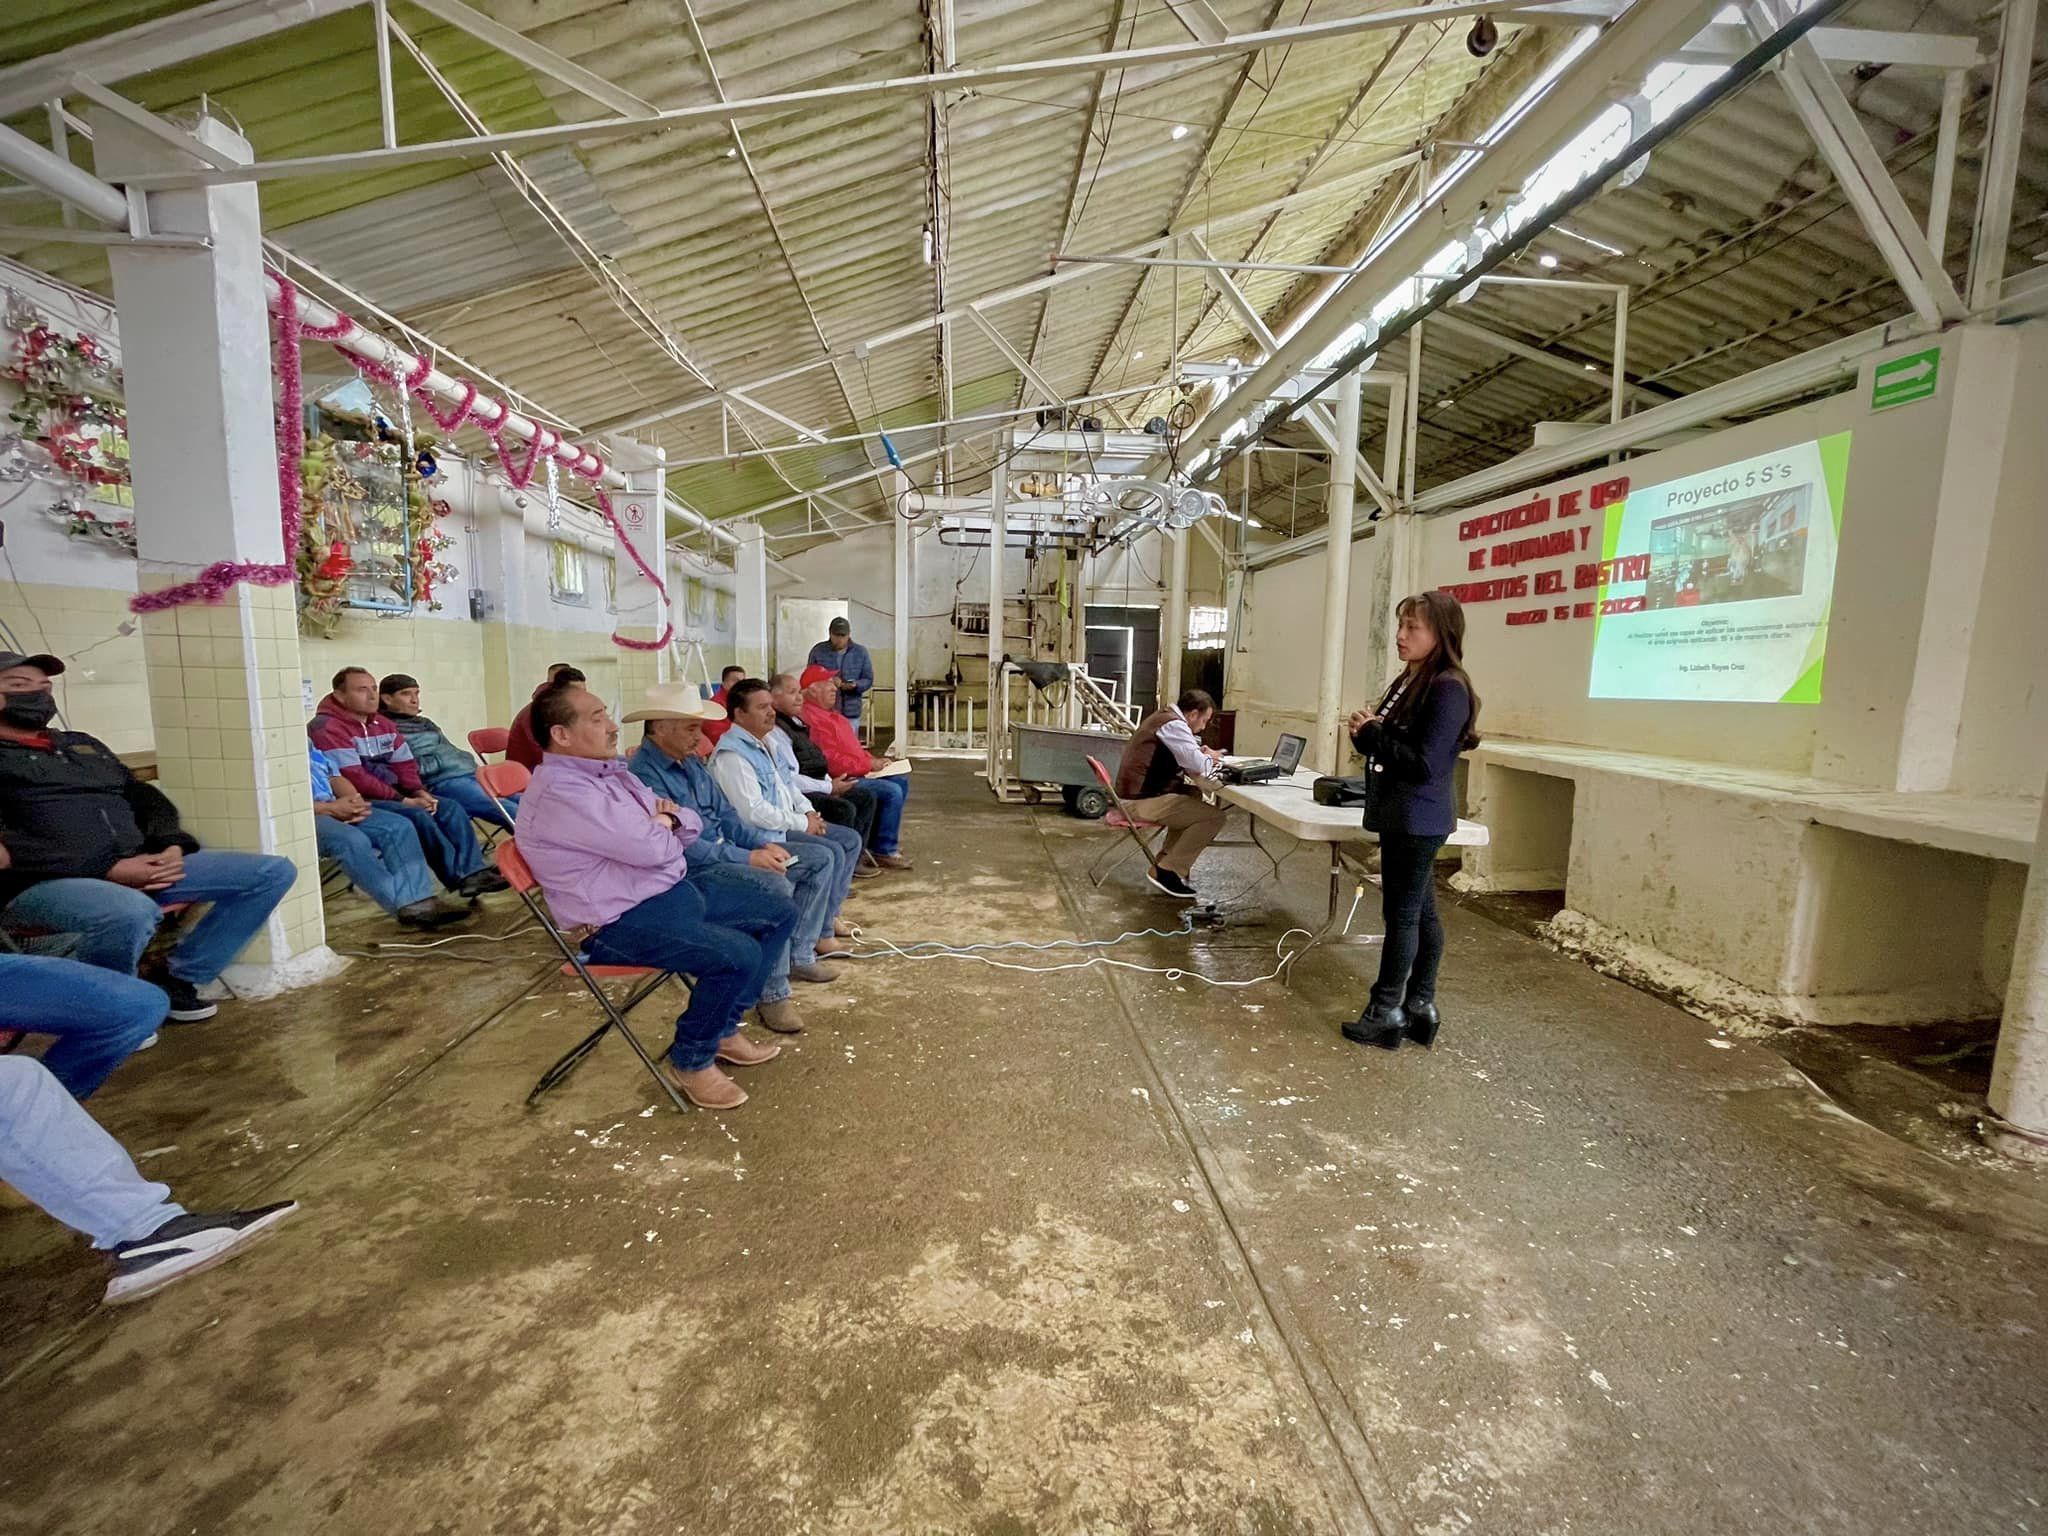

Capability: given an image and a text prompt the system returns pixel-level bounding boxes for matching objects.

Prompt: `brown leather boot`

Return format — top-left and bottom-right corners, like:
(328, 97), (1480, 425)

(716, 1031), (782, 1067)
(659, 1060), (747, 1109)
(756, 999), (804, 1034)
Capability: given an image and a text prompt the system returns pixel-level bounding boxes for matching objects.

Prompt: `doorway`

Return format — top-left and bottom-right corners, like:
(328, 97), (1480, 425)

(776, 597), (849, 678)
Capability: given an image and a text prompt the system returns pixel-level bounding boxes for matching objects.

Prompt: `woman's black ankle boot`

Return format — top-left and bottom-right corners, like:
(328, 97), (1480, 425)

(1402, 999), (1440, 1047)
(1343, 1002), (1407, 1049)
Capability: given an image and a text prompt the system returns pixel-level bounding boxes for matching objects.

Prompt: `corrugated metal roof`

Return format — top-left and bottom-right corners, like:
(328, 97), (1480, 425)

(3, 0), (2041, 541)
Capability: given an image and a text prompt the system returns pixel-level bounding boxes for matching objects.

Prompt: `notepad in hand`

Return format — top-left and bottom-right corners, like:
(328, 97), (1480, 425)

(867, 759), (913, 779)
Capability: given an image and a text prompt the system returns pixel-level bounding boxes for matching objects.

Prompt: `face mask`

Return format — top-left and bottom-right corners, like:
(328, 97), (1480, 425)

(1, 691), (57, 729)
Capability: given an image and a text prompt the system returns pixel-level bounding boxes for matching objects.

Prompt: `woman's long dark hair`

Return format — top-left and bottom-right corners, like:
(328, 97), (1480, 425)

(1385, 590), (1482, 751)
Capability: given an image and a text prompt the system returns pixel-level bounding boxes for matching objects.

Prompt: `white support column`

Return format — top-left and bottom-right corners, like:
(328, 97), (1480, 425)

(1893, 327), (2017, 792)
(892, 469), (913, 750)
(1313, 370), (1363, 775)
(734, 523), (769, 675)
(607, 436), (669, 691)
(1404, 322), (1422, 503)
(985, 456), (1008, 781)
(1162, 527), (1190, 707)
(1989, 783), (2048, 1161)
(1925, 68), (1964, 249)
(98, 108), (339, 991)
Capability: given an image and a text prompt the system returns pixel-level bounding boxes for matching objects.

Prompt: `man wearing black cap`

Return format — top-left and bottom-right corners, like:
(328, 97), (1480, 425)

(0, 652), (297, 1021)
(378, 674), (515, 830)
(804, 616), (874, 726)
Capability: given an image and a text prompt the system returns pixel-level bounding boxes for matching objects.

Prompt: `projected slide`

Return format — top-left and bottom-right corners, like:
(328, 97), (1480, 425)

(1588, 432), (1849, 703)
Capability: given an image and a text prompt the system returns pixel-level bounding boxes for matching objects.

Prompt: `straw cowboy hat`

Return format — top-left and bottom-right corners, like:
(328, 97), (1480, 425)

(619, 682), (722, 723)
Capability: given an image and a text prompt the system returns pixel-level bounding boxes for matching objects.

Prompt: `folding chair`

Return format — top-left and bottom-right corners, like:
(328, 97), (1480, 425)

(492, 837), (691, 1114)
(468, 754), (525, 850)
(468, 727), (510, 761)
(1083, 755), (1166, 888)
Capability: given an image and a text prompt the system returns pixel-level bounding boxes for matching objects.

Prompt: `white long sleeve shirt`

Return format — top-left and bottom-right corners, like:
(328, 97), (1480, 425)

(1156, 710), (1222, 783)
(709, 732), (812, 837)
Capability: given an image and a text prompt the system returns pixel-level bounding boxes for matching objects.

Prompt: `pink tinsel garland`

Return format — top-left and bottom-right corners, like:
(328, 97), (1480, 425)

(131, 276), (673, 652)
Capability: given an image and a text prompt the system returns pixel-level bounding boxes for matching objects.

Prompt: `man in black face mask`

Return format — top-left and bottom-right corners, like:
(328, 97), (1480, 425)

(0, 653), (296, 1022)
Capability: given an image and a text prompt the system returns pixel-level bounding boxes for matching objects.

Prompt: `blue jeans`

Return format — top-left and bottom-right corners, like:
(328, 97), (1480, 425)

(0, 953), (167, 1100)
(315, 812), (435, 915)
(1371, 833), (1449, 1011)
(431, 773), (518, 831)
(858, 774), (910, 855)
(370, 797), (484, 886)
(688, 862), (803, 1004)
(2, 849), (298, 984)
(585, 878), (796, 1071)
(0, 1056), (181, 1248)
(782, 824), (858, 961)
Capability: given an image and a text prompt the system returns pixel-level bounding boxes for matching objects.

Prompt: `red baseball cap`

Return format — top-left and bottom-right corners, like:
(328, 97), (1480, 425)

(799, 664), (838, 690)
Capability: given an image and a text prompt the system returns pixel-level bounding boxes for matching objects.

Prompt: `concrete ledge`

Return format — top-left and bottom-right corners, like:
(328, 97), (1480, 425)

(1544, 909), (2002, 1029)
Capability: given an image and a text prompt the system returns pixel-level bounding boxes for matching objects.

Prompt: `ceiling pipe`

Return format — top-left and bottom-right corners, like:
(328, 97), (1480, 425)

(0, 121), (127, 225)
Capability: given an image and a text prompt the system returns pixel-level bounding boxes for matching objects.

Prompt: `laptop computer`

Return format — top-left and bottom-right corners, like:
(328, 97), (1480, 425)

(1221, 731), (1305, 785)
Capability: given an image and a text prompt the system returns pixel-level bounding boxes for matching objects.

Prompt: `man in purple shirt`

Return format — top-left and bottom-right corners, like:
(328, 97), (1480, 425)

(514, 682), (799, 1111)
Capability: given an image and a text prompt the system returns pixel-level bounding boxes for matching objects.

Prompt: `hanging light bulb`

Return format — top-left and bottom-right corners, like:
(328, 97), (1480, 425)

(921, 225), (935, 266)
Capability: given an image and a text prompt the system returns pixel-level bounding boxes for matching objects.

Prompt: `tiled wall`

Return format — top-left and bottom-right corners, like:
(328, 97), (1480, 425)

(299, 613), (491, 754)
(137, 576), (323, 967)
(7, 582), (154, 754)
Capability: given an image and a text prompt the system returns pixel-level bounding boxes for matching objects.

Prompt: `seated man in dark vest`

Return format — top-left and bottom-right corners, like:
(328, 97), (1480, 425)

(1113, 689), (1228, 900)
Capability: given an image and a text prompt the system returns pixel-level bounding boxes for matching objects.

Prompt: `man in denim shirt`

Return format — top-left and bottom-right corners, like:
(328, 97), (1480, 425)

(625, 685), (848, 1033)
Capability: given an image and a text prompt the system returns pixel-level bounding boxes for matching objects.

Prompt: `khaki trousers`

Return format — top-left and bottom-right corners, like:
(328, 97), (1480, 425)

(1123, 791), (1227, 877)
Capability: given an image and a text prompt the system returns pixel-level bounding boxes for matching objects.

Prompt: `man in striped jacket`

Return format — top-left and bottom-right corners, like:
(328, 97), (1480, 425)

(307, 667), (506, 899)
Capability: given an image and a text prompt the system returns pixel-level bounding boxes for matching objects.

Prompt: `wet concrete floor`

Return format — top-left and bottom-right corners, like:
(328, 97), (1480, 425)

(1, 761), (2043, 1535)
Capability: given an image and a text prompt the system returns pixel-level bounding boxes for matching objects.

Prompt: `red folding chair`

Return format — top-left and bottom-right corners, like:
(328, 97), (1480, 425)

(469, 755), (525, 850)
(492, 833), (690, 1113)
(468, 727), (510, 761)
(1084, 755), (1165, 888)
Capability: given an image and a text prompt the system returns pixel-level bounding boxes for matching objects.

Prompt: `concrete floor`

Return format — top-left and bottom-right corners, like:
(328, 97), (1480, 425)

(1, 761), (2044, 1535)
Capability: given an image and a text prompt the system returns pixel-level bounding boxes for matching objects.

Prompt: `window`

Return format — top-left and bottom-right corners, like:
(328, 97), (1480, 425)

(1187, 605), (1228, 649)
(549, 541), (588, 605)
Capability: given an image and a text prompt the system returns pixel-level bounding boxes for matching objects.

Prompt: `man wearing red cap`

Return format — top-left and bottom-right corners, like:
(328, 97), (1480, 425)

(799, 664), (911, 870)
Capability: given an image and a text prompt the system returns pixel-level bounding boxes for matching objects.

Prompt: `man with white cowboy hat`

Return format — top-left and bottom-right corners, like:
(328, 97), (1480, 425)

(625, 682), (853, 1036)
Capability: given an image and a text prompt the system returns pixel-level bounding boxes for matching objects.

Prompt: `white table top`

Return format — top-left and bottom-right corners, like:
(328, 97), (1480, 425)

(1211, 768), (1490, 847)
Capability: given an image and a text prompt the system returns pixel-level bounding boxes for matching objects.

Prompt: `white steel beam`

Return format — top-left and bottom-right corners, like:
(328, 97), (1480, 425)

(1743, 0), (1965, 326)
(1178, 0), (1731, 466)
(0, 0), (369, 121)
(404, 0), (656, 118)
(1428, 310), (1663, 403)
(967, 306), (1065, 406)
(371, 0), (397, 149)
(1675, 23), (1978, 69)
(117, 0), (1574, 189)
(1967, 0), (2038, 311)
(1926, 68), (1964, 248)
(928, 0), (957, 486)
(1164, 0), (1232, 46)
(727, 390), (827, 444)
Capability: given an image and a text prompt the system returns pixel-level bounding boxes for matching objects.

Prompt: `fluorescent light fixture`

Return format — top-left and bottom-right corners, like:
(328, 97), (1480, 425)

(921, 226), (934, 266)
(1538, 253), (1560, 269)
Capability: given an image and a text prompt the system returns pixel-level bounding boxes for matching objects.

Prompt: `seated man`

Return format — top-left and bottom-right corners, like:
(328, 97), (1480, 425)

(769, 673), (876, 847)
(800, 664), (913, 871)
(308, 668), (506, 899)
(0, 651), (296, 1021)
(309, 745), (468, 930)
(0, 1053), (296, 1305)
(1115, 688), (1229, 900)
(508, 663), (582, 770)
(0, 904), (167, 1101)
(378, 674), (515, 830)
(626, 684), (852, 1024)
(710, 679), (864, 977)
(700, 664), (746, 753)
(516, 682), (798, 1110)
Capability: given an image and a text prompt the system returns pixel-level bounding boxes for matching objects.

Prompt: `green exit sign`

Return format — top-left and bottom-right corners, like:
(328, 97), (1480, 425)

(1871, 347), (1940, 411)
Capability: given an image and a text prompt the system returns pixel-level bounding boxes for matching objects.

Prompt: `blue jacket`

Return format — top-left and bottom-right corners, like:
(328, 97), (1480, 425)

(1351, 675), (1471, 839)
(805, 639), (873, 719)
(625, 743), (769, 868)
